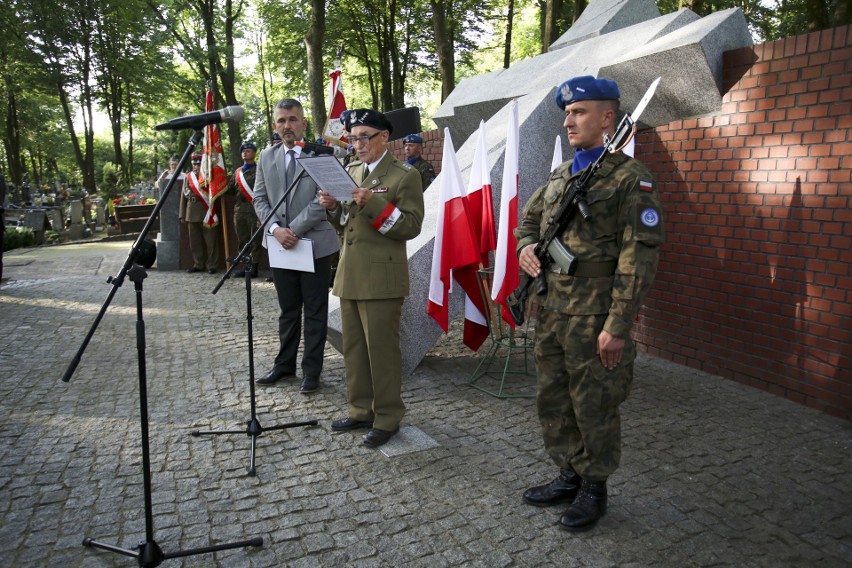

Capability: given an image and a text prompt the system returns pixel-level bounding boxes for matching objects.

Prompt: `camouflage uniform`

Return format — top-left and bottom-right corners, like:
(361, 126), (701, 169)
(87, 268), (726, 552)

(409, 157), (436, 191)
(515, 152), (664, 481)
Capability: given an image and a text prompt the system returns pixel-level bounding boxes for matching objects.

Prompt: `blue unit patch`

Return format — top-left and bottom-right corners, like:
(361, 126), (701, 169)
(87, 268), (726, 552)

(640, 208), (660, 228)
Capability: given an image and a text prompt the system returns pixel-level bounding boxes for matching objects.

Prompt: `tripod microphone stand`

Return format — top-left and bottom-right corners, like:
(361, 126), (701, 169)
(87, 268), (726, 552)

(61, 129), (262, 566)
(193, 168), (317, 476)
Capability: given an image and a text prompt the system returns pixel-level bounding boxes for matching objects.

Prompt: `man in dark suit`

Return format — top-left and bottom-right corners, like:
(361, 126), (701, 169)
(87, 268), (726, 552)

(253, 99), (340, 394)
(319, 109), (424, 448)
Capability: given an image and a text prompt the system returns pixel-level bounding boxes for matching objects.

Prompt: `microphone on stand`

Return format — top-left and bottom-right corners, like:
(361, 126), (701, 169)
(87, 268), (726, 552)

(295, 140), (348, 159)
(155, 106), (245, 131)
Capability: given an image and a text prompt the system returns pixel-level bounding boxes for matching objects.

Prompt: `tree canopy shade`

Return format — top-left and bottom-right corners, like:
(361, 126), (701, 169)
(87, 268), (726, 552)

(2, 0), (846, 197)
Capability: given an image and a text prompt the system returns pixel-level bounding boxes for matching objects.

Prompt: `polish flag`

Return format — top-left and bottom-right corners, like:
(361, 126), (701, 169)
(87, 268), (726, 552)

(491, 100), (520, 328)
(551, 134), (563, 172)
(452, 121), (496, 350)
(197, 90), (228, 227)
(427, 128), (480, 332)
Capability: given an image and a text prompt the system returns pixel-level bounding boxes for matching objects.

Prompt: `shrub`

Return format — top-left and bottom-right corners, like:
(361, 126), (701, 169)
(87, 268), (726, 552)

(3, 227), (36, 251)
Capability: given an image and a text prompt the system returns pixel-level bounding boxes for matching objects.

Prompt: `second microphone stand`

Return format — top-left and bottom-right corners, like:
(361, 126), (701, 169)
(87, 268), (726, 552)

(192, 169), (317, 476)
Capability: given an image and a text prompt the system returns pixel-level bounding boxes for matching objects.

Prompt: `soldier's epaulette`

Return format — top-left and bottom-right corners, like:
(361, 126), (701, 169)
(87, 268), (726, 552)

(394, 160), (414, 172)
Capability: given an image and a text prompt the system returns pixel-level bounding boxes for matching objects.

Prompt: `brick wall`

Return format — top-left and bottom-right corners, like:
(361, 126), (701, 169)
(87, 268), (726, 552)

(388, 26), (850, 419)
(389, 130), (444, 175)
(633, 25), (851, 420)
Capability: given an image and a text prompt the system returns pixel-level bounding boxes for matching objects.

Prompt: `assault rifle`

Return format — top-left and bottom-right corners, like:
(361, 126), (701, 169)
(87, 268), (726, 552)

(507, 77), (661, 326)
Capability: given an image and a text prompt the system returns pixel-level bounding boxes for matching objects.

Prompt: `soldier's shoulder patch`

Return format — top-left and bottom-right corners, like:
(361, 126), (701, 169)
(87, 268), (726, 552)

(639, 180), (654, 192)
(640, 208), (661, 228)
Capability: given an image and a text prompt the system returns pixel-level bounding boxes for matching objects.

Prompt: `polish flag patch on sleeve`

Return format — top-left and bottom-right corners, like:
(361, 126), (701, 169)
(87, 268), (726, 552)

(639, 180), (654, 192)
(372, 202), (402, 234)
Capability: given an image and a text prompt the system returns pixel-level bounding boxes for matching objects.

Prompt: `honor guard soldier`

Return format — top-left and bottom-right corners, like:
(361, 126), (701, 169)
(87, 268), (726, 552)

(402, 134), (436, 191)
(229, 141), (261, 277)
(516, 76), (665, 531)
(179, 153), (222, 274)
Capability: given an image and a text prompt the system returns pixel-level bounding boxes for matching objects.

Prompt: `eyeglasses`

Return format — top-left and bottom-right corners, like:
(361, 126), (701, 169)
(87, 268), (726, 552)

(349, 131), (382, 145)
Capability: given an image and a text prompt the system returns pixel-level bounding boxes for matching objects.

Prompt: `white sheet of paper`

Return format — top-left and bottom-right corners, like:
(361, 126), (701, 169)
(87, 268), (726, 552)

(297, 154), (358, 201)
(266, 235), (315, 272)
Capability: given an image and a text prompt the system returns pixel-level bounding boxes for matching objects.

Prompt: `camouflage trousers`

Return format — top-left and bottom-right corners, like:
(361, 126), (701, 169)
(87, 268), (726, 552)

(533, 309), (635, 481)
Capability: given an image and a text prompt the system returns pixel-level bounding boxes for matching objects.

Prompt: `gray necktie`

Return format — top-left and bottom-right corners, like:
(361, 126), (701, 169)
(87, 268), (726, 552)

(286, 149), (296, 188)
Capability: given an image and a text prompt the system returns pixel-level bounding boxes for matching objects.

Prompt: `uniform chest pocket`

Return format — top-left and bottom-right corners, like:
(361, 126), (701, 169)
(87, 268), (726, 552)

(582, 187), (619, 241)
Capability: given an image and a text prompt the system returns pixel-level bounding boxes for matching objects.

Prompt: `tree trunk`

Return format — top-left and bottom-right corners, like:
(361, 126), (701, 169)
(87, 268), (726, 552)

(305, 0), (327, 138)
(4, 84), (24, 186)
(542, 0), (563, 52)
(573, 0), (587, 23)
(504, 0), (515, 69)
(431, 0), (455, 102)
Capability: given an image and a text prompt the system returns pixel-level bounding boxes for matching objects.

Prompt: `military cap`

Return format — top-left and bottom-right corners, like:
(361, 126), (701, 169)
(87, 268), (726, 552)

(344, 108), (393, 135)
(240, 141), (257, 152)
(403, 134), (423, 144)
(555, 76), (620, 110)
(191, 153), (202, 162)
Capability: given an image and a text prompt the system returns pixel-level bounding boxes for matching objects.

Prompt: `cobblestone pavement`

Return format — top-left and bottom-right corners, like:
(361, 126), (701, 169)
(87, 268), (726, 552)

(1, 241), (850, 567)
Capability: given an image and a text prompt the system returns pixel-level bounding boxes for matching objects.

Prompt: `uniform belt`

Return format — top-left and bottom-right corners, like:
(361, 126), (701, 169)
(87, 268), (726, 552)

(549, 260), (616, 277)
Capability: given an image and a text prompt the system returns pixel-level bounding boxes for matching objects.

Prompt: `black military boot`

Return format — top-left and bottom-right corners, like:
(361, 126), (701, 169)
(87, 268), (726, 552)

(558, 479), (607, 532)
(523, 468), (581, 507)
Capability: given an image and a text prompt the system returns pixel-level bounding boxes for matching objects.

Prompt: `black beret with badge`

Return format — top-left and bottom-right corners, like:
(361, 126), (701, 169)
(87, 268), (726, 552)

(344, 108), (394, 135)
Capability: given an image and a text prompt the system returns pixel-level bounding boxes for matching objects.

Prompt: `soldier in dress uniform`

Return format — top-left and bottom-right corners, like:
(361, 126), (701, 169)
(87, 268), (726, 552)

(229, 141), (261, 278)
(179, 154), (222, 274)
(515, 76), (665, 531)
(318, 108), (425, 449)
(402, 134), (435, 191)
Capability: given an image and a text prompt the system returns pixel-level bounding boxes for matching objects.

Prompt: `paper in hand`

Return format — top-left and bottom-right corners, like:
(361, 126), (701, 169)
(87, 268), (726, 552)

(297, 155), (357, 201)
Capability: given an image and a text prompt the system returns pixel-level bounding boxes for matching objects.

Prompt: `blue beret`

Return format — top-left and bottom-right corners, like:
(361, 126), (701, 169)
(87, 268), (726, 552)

(403, 134), (423, 144)
(339, 109), (352, 125)
(344, 108), (394, 135)
(271, 132), (281, 141)
(239, 141), (257, 152)
(555, 76), (620, 110)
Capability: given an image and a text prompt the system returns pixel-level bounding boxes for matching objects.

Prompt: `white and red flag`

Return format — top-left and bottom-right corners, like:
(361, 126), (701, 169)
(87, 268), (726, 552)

(197, 90), (228, 226)
(491, 100), (520, 328)
(452, 121), (497, 351)
(551, 134), (563, 172)
(428, 128), (480, 333)
(322, 67), (348, 146)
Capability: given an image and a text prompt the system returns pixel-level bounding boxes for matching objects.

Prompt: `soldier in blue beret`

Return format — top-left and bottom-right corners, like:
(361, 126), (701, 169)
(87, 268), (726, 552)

(516, 76), (665, 532)
(402, 133), (435, 191)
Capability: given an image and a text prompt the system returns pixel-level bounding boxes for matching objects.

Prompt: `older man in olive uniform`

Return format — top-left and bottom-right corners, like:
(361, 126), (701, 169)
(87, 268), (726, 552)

(515, 76), (665, 531)
(402, 134), (435, 190)
(229, 141), (261, 278)
(179, 154), (222, 273)
(319, 109), (424, 448)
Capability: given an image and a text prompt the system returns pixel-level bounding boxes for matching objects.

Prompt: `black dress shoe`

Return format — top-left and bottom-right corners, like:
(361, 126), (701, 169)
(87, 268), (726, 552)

(300, 375), (320, 393)
(255, 368), (295, 385)
(558, 480), (607, 532)
(523, 468), (582, 507)
(233, 268), (247, 277)
(207, 268), (219, 274)
(363, 426), (400, 448)
(331, 417), (374, 431)
(187, 267), (204, 273)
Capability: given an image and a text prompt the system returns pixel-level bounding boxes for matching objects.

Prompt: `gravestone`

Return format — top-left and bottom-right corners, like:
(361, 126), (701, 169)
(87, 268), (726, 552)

(67, 200), (84, 240)
(326, 0), (753, 377)
(155, 174), (184, 271)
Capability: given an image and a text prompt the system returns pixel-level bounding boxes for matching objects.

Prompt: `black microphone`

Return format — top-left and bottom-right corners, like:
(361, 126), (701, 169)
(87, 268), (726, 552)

(295, 140), (348, 158)
(155, 105), (244, 131)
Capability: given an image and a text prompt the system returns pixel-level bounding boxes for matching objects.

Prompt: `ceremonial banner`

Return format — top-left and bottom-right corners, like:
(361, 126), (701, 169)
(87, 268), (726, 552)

(322, 67), (348, 146)
(551, 134), (563, 172)
(197, 90), (228, 226)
